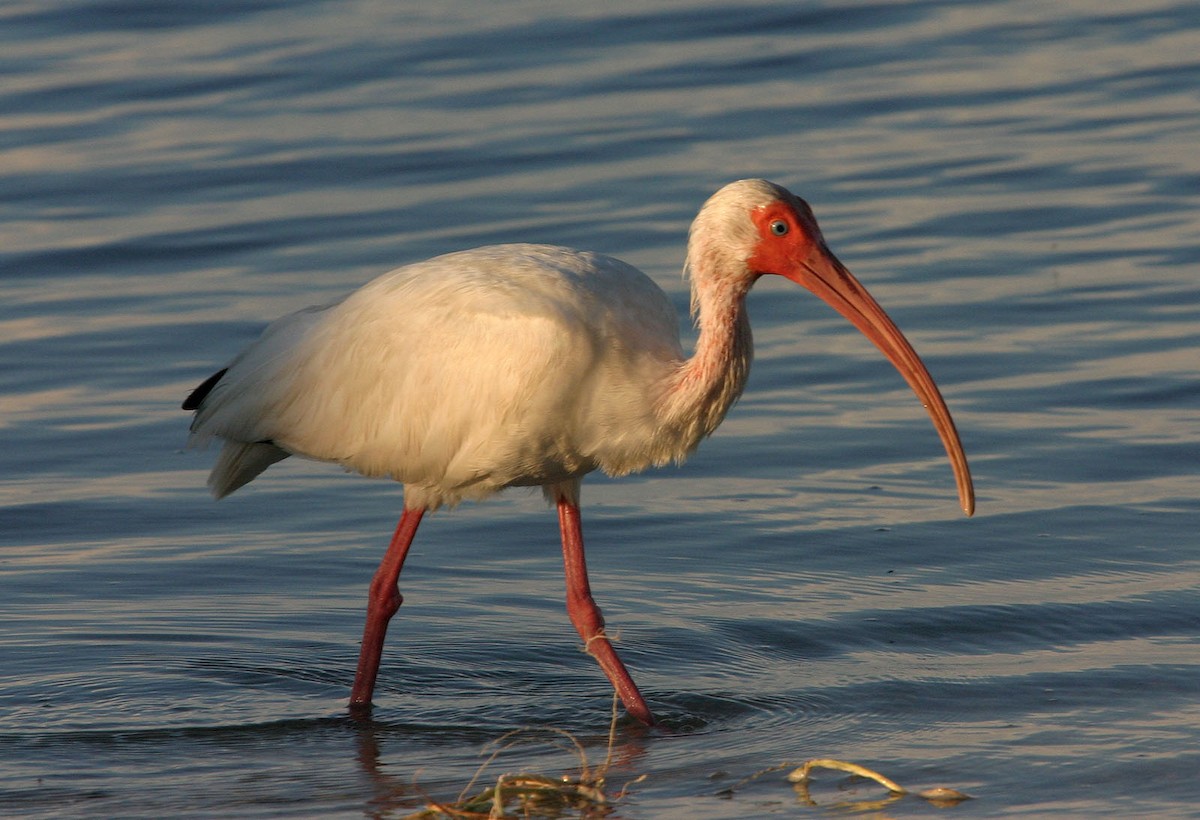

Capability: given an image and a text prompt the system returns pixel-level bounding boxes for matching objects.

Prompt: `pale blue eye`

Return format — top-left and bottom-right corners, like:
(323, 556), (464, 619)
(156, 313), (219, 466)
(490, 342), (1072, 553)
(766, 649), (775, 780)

(770, 220), (788, 236)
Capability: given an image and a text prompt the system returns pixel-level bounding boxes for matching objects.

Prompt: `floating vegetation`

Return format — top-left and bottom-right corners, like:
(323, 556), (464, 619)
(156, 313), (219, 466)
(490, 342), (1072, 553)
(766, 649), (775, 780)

(789, 758), (972, 807)
(404, 699), (643, 819)
(402, 698), (970, 817)
(720, 756), (972, 810)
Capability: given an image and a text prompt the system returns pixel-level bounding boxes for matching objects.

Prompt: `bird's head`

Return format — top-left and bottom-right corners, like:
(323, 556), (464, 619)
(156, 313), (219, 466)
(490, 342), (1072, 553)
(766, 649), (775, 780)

(689, 179), (975, 517)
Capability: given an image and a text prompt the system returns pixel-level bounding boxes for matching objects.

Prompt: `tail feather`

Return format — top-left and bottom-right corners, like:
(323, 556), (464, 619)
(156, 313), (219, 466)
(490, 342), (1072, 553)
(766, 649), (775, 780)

(183, 368), (228, 411)
(209, 441), (290, 499)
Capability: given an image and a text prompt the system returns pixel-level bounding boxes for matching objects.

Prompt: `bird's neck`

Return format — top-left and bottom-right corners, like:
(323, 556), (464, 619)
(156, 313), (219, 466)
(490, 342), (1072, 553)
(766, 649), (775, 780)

(659, 279), (754, 447)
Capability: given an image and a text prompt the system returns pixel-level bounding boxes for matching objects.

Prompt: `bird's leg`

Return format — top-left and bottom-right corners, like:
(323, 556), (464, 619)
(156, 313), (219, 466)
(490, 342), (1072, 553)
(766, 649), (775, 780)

(557, 497), (656, 726)
(350, 506), (425, 709)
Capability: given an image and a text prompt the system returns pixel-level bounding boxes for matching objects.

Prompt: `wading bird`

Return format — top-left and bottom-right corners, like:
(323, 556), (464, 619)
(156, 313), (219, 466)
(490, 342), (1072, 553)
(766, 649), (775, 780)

(183, 179), (974, 726)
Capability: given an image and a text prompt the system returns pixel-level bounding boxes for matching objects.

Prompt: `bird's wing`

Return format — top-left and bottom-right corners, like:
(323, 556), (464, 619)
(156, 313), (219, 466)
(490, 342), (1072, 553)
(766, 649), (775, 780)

(184, 245), (685, 505)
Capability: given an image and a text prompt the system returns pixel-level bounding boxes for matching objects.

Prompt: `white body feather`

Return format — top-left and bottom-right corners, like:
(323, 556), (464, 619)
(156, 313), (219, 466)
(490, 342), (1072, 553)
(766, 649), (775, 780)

(188, 243), (745, 509)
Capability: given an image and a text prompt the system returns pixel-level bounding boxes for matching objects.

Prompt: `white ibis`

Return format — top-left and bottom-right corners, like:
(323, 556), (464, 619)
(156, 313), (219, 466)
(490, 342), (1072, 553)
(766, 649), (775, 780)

(183, 179), (974, 726)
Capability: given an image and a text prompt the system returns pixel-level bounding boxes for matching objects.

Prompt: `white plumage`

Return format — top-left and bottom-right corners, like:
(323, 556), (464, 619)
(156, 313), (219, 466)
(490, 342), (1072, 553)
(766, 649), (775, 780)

(184, 179), (973, 725)
(187, 244), (720, 508)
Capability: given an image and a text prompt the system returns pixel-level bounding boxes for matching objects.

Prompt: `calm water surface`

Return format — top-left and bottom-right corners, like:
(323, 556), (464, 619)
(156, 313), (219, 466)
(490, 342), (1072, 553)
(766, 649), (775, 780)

(2, 1), (1199, 817)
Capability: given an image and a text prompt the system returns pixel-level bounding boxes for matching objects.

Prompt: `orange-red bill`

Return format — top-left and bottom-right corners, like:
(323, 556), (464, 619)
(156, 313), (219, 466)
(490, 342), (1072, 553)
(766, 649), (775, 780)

(783, 247), (975, 517)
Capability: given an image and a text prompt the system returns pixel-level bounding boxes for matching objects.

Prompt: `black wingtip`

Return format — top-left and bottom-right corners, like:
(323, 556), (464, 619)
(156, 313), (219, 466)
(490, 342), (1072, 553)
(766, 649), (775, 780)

(182, 367), (228, 411)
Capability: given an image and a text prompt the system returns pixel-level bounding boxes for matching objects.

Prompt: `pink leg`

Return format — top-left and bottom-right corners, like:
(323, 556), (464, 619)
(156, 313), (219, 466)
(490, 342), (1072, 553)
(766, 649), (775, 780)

(557, 498), (655, 726)
(350, 507), (425, 707)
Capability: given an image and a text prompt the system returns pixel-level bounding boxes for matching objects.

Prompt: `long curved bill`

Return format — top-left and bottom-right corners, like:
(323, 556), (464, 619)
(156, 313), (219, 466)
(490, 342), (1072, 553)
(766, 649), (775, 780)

(783, 246), (975, 516)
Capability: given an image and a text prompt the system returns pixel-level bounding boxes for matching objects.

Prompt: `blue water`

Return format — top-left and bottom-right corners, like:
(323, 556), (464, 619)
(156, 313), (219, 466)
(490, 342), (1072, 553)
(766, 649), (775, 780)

(3, 1), (1199, 816)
